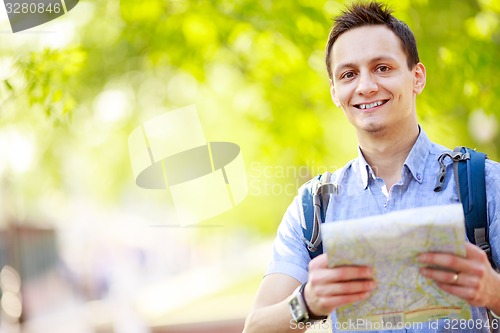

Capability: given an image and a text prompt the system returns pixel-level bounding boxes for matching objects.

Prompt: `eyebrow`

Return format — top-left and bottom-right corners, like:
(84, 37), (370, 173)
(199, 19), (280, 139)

(333, 56), (398, 77)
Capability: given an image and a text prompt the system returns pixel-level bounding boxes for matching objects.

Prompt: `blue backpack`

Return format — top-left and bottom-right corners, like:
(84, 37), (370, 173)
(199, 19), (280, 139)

(300, 146), (495, 268)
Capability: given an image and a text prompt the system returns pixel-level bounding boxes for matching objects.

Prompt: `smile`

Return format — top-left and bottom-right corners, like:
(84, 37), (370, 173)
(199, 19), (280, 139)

(354, 100), (388, 110)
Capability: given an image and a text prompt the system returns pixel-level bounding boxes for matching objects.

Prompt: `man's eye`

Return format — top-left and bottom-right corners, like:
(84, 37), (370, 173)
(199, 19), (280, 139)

(377, 65), (390, 72)
(341, 72), (355, 79)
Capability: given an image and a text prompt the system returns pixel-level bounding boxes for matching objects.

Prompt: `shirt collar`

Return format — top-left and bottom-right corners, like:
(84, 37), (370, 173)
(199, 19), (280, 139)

(358, 147), (375, 190)
(404, 127), (431, 185)
(357, 126), (431, 190)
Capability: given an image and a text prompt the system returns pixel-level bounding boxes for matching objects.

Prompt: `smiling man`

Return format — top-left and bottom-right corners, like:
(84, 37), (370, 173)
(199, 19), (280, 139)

(243, 2), (500, 333)
(329, 22), (426, 190)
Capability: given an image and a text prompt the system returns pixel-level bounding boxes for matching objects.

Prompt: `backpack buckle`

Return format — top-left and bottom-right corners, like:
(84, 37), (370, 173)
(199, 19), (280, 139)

(434, 151), (471, 192)
(451, 151), (470, 162)
(314, 182), (338, 196)
(478, 242), (492, 256)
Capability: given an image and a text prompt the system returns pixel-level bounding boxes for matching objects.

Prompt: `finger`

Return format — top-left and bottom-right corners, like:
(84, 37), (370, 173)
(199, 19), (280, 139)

(418, 268), (479, 306)
(418, 250), (471, 274)
(419, 267), (460, 285)
(310, 253), (375, 271)
(464, 242), (490, 263)
(314, 279), (377, 296)
(433, 282), (478, 305)
(309, 253), (329, 270)
(310, 265), (374, 285)
(419, 244), (490, 275)
(315, 291), (373, 311)
(419, 267), (479, 286)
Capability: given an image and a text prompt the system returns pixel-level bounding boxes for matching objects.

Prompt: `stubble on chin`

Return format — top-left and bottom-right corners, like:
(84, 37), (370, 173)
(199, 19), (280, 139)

(365, 124), (386, 134)
(360, 120), (386, 135)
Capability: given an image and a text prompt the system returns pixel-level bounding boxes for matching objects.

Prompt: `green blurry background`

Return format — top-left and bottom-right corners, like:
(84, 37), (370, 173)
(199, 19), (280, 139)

(0, 0), (498, 332)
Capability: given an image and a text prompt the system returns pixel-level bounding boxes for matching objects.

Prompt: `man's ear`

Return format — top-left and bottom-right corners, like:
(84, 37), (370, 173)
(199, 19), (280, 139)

(413, 63), (426, 95)
(330, 79), (340, 108)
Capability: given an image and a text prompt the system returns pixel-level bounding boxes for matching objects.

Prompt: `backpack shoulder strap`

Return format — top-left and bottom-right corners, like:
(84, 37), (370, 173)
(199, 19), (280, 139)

(434, 146), (494, 268)
(300, 171), (337, 260)
(453, 146), (494, 268)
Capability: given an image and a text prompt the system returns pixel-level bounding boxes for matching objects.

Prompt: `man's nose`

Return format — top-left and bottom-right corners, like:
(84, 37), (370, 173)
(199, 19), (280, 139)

(355, 71), (378, 95)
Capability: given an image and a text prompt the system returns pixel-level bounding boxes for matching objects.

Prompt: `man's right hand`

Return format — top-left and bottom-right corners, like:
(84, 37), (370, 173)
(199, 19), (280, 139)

(243, 254), (377, 333)
(304, 253), (377, 317)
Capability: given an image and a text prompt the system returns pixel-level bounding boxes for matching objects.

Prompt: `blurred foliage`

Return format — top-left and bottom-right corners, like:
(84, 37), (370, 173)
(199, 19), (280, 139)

(0, 0), (498, 235)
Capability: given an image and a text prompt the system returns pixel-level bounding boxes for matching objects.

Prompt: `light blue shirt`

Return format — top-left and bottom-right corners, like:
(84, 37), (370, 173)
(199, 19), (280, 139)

(267, 129), (500, 332)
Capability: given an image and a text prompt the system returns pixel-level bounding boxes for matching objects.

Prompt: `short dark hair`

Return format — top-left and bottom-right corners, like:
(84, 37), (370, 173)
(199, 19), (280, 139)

(325, 1), (420, 80)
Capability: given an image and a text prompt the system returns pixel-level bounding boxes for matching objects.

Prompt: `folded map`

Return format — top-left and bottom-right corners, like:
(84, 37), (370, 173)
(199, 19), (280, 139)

(321, 204), (471, 331)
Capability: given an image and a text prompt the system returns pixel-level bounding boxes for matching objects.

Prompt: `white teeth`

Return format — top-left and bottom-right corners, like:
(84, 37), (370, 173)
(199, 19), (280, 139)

(359, 101), (383, 109)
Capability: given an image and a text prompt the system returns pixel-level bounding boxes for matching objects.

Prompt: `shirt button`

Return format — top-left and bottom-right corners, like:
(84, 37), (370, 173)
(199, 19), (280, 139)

(416, 173), (422, 181)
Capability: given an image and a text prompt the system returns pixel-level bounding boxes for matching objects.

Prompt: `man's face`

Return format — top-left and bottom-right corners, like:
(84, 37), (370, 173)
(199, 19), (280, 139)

(329, 25), (425, 135)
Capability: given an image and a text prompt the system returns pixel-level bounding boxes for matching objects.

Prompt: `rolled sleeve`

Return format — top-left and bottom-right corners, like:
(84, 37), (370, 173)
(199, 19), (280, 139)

(265, 194), (311, 284)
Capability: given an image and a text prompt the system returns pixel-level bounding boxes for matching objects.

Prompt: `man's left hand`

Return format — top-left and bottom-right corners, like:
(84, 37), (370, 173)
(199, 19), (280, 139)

(419, 242), (500, 313)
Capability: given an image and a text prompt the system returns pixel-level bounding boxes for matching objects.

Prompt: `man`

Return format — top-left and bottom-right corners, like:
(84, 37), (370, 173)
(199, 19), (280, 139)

(243, 1), (500, 333)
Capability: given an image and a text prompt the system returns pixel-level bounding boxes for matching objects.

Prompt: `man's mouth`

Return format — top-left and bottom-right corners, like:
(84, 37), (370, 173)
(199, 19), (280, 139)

(354, 100), (388, 110)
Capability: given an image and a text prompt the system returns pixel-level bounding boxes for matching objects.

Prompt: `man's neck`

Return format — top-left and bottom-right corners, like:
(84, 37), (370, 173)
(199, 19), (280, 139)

(358, 124), (420, 190)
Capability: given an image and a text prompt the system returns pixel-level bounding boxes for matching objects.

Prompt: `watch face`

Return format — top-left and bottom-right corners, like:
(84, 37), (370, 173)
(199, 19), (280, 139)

(289, 294), (307, 322)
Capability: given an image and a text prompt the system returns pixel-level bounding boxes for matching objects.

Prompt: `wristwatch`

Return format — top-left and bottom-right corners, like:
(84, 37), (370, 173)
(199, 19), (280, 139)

(289, 283), (328, 323)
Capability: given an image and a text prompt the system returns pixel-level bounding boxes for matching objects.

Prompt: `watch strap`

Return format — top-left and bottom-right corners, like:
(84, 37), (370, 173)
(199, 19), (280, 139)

(299, 283), (328, 321)
(489, 309), (500, 319)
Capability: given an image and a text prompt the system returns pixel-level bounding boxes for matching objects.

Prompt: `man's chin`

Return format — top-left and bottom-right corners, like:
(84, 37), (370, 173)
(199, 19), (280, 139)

(358, 122), (386, 134)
